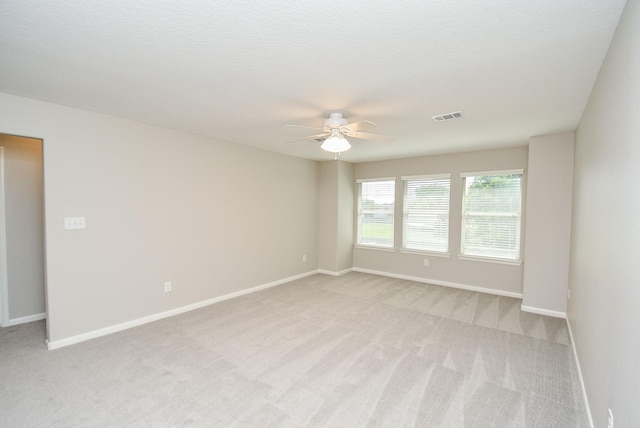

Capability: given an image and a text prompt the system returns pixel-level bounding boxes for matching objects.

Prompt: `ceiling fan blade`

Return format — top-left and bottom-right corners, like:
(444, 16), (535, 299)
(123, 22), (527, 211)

(285, 133), (328, 144)
(341, 120), (376, 132)
(285, 124), (324, 131)
(344, 131), (394, 142)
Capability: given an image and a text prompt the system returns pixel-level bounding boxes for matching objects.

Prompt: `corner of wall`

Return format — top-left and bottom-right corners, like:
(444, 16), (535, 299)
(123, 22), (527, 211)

(522, 132), (574, 314)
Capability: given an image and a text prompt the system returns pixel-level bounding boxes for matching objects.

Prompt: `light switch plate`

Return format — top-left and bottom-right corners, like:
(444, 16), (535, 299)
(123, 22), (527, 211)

(64, 217), (86, 230)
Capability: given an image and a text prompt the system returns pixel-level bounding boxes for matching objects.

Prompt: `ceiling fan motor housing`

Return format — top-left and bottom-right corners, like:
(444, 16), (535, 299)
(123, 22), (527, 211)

(323, 112), (349, 130)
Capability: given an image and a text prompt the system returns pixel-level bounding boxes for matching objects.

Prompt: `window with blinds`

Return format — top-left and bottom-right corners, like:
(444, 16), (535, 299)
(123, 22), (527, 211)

(402, 174), (450, 253)
(461, 170), (523, 260)
(357, 179), (395, 248)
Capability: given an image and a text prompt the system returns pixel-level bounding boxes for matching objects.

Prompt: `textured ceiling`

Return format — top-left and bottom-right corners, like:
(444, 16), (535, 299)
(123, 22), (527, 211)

(0, 0), (627, 162)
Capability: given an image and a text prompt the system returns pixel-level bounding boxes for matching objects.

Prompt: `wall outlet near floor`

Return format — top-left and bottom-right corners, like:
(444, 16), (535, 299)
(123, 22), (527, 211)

(163, 281), (172, 293)
(423, 258), (429, 267)
(302, 254), (307, 262)
(607, 408), (614, 428)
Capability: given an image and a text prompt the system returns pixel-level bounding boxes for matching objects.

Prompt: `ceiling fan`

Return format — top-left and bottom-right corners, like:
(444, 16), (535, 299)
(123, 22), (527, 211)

(286, 112), (394, 154)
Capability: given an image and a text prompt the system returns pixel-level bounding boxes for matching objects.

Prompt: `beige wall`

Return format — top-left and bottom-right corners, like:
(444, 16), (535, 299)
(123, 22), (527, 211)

(318, 161), (338, 272)
(337, 161), (354, 272)
(0, 134), (45, 322)
(570, 0), (640, 426)
(353, 147), (528, 296)
(318, 160), (354, 274)
(0, 92), (319, 344)
(522, 132), (574, 316)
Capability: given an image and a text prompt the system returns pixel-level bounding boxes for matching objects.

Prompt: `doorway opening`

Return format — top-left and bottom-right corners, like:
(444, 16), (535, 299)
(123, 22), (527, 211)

(0, 133), (46, 330)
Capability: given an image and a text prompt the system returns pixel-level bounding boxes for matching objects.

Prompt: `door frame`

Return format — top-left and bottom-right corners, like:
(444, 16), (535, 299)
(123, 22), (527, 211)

(0, 146), (10, 327)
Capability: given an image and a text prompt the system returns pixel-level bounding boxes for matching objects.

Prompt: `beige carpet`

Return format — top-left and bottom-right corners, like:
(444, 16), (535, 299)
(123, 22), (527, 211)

(0, 272), (588, 427)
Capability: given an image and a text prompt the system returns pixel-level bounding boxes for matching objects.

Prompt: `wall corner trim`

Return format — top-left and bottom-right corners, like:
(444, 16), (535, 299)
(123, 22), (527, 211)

(46, 270), (319, 350)
(567, 320), (594, 428)
(318, 268), (353, 277)
(520, 305), (567, 319)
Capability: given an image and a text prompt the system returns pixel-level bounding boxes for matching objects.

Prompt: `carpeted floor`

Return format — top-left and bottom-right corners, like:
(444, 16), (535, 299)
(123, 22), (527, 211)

(0, 272), (588, 427)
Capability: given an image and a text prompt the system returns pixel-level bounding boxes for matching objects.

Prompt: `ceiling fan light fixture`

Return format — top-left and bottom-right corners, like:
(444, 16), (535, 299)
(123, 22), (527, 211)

(321, 131), (351, 153)
(286, 112), (392, 153)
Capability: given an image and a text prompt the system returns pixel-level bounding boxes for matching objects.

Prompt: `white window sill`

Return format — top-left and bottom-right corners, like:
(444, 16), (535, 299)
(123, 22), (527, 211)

(458, 254), (522, 266)
(400, 249), (450, 258)
(354, 245), (396, 253)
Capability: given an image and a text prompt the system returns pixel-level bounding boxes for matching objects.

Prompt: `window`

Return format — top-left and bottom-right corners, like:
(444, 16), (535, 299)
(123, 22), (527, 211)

(461, 170), (523, 261)
(357, 178), (395, 248)
(402, 174), (450, 253)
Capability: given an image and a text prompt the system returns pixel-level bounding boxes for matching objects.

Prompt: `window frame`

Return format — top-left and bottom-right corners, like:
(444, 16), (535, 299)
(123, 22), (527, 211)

(401, 174), (451, 255)
(356, 178), (396, 250)
(460, 169), (524, 264)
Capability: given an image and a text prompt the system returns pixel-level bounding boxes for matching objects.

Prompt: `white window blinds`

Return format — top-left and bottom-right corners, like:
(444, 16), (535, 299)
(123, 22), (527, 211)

(461, 170), (523, 260)
(402, 174), (450, 253)
(357, 179), (395, 248)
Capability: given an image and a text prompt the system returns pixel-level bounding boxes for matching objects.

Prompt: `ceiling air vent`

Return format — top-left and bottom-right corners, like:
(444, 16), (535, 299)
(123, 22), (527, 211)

(431, 111), (463, 122)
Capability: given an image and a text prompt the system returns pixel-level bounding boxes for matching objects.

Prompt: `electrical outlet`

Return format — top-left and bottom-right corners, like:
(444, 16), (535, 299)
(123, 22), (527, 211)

(302, 254), (307, 262)
(607, 408), (614, 428)
(163, 281), (172, 293)
(64, 216), (86, 230)
(423, 258), (429, 267)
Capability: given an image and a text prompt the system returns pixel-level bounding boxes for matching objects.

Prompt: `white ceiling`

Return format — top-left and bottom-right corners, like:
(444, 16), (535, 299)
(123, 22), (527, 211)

(0, 0), (627, 162)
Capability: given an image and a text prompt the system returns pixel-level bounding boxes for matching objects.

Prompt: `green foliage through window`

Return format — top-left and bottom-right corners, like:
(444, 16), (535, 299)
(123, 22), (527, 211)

(403, 175), (450, 252)
(358, 180), (395, 248)
(461, 172), (522, 260)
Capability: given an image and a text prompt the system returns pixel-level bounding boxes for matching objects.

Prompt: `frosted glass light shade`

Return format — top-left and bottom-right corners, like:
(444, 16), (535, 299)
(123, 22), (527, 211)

(321, 135), (351, 153)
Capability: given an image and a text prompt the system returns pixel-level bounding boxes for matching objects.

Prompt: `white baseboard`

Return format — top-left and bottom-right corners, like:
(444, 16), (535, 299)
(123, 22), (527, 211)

(44, 267), (524, 350)
(520, 305), (567, 319)
(5, 312), (46, 327)
(567, 320), (594, 428)
(46, 270), (319, 350)
(318, 268), (353, 277)
(352, 267), (523, 298)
